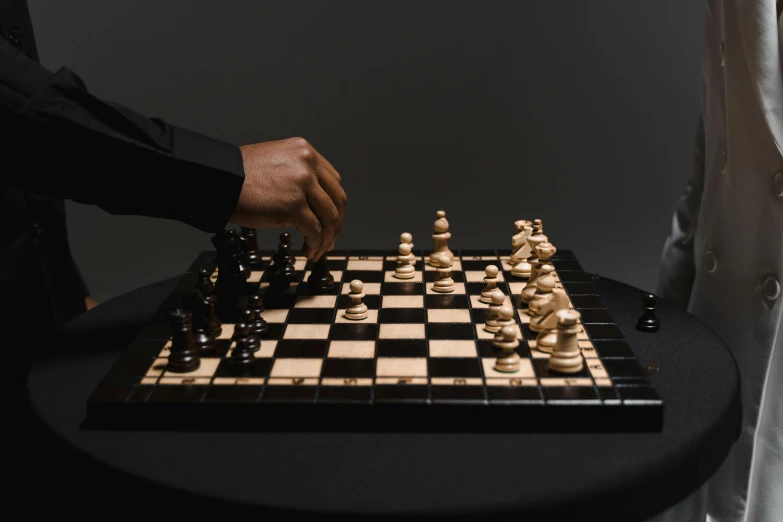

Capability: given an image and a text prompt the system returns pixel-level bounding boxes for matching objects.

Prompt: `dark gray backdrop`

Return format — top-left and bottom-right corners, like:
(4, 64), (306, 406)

(27, 0), (705, 303)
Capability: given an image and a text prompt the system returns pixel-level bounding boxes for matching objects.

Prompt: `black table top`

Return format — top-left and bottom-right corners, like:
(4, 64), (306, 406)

(25, 275), (741, 520)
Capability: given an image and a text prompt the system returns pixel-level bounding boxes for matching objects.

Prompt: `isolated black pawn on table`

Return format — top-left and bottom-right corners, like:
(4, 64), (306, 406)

(636, 294), (660, 332)
(167, 309), (201, 372)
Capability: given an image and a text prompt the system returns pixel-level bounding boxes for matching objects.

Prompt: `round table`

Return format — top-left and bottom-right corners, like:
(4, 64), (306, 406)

(25, 276), (741, 520)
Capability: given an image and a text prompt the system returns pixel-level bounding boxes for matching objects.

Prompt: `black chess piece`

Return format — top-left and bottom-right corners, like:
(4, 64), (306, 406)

(240, 227), (261, 266)
(186, 269), (222, 350)
(212, 229), (250, 320)
(636, 294), (660, 332)
(247, 294), (269, 336)
(167, 309), (201, 372)
(281, 241), (297, 281)
(281, 231), (296, 267)
(230, 322), (258, 364)
(308, 256), (334, 293)
(234, 308), (262, 352)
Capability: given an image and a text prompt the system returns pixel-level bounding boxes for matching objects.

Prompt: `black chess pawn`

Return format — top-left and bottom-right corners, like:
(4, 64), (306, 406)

(308, 256), (334, 293)
(167, 309), (201, 372)
(230, 322), (258, 364)
(280, 242), (297, 281)
(281, 231), (296, 266)
(241, 227), (261, 266)
(247, 294), (269, 336)
(636, 294), (660, 332)
(190, 269), (222, 343)
(234, 308), (262, 352)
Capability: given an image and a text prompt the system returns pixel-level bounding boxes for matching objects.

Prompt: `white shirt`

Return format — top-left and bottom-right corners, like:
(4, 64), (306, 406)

(655, 1), (782, 521)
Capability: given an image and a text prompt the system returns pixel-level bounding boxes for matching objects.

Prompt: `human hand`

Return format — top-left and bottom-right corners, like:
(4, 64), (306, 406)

(230, 137), (346, 261)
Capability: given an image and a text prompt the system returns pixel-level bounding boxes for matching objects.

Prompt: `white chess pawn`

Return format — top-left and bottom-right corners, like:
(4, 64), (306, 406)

(480, 265), (500, 303)
(492, 305), (516, 342)
(394, 243), (416, 279)
(484, 290), (506, 333)
(400, 232), (415, 266)
(548, 309), (584, 374)
(432, 254), (455, 293)
(344, 280), (368, 320)
(493, 325), (521, 373)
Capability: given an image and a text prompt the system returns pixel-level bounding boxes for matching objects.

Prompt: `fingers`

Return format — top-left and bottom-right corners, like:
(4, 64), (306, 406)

(295, 207), (322, 260)
(305, 180), (340, 261)
(316, 155), (348, 250)
(315, 150), (341, 183)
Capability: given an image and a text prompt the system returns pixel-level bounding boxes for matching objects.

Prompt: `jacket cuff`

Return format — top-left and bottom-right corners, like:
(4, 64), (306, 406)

(168, 125), (246, 233)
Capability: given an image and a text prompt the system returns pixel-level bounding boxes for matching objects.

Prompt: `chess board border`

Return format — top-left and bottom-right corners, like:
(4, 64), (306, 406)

(84, 248), (664, 433)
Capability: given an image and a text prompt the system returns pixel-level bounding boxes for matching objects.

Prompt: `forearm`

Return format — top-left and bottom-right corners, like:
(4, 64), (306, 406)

(0, 39), (245, 233)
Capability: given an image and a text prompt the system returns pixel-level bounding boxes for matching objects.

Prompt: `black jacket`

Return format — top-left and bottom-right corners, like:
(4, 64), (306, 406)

(0, 0), (245, 339)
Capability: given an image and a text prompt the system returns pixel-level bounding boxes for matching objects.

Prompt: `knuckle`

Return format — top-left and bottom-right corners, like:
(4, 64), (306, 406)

(299, 146), (316, 163)
(290, 136), (310, 148)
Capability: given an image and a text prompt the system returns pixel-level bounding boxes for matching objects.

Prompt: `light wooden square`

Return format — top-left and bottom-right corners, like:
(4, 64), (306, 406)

(159, 377), (211, 385)
(379, 323), (426, 339)
(283, 324), (331, 339)
(270, 358), (323, 377)
(163, 358), (221, 378)
(335, 309), (379, 323)
(594, 378), (612, 387)
(213, 377), (266, 385)
(508, 282), (527, 295)
(540, 377), (593, 387)
(463, 255), (498, 261)
(427, 309), (471, 323)
(342, 282), (382, 295)
(425, 282), (466, 294)
(429, 340), (477, 357)
(260, 309), (289, 323)
(304, 270), (343, 283)
(217, 324), (235, 339)
(327, 255), (347, 260)
(382, 295), (424, 308)
(146, 359), (168, 376)
(482, 357), (535, 379)
(247, 271), (264, 283)
(294, 258), (308, 271)
(349, 255), (383, 260)
(384, 270), (423, 282)
(346, 260), (383, 270)
(328, 341), (375, 358)
(376, 357), (428, 377)
(295, 295), (338, 308)
(476, 324), (520, 340)
(587, 360), (608, 378)
(464, 271), (505, 283)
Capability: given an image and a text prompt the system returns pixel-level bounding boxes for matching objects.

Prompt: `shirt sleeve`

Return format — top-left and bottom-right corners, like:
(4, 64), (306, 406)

(654, 112), (705, 309)
(0, 38), (245, 233)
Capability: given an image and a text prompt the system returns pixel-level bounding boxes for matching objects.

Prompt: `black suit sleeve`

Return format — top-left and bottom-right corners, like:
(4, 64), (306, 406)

(0, 38), (245, 233)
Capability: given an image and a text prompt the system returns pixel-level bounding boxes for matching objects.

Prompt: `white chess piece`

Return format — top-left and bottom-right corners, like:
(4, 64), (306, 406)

(493, 305), (516, 342)
(493, 325), (521, 373)
(400, 232), (415, 266)
(480, 265), (500, 303)
(429, 210), (453, 266)
(432, 254), (455, 293)
(548, 309), (584, 374)
(394, 243), (416, 279)
(484, 290), (506, 333)
(345, 280), (369, 320)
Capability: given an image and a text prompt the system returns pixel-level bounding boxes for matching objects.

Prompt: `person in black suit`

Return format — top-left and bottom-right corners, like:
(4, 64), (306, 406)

(0, 1), (347, 342)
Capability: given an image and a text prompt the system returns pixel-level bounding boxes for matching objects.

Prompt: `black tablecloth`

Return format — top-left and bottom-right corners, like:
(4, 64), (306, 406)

(22, 276), (741, 520)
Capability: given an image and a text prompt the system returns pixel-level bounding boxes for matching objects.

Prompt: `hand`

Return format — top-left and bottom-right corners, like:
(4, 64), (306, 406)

(230, 137), (346, 261)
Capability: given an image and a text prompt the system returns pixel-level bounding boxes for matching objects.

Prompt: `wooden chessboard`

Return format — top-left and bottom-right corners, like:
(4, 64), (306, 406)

(85, 248), (664, 432)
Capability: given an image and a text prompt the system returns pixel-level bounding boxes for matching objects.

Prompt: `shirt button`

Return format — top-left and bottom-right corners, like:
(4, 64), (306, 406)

(762, 276), (780, 301)
(704, 251), (718, 273)
(774, 171), (783, 197)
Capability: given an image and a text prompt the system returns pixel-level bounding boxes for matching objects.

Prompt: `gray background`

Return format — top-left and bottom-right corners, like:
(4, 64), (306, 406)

(27, 0), (705, 303)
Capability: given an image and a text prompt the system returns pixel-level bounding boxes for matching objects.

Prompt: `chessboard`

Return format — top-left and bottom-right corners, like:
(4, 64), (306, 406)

(85, 220), (663, 433)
